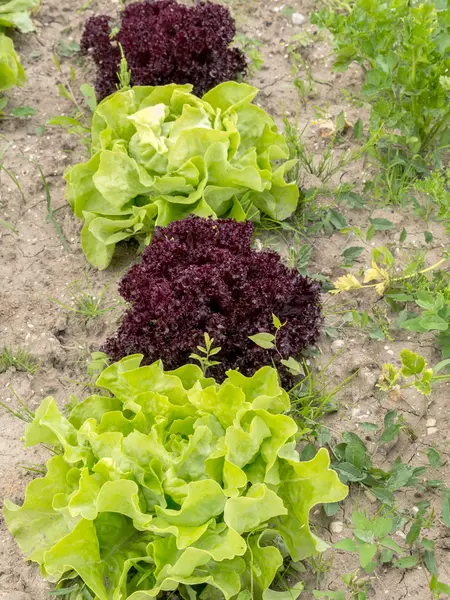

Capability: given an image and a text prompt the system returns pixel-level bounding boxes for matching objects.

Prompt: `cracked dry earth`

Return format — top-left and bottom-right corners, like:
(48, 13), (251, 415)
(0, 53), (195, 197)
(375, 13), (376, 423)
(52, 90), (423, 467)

(0, 0), (449, 599)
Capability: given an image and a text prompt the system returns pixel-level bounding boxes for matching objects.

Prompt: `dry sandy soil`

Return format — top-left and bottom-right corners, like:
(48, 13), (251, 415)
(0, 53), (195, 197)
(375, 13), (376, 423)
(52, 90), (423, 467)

(0, 0), (449, 599)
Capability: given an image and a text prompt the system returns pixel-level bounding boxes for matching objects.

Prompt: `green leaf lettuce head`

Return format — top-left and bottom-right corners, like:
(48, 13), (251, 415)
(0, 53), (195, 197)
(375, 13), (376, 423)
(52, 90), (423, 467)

(4, 356), (347, 600)
(64, 81), (299, 269)
(0, 32), (25, 91)
(0, 0), (40, 33)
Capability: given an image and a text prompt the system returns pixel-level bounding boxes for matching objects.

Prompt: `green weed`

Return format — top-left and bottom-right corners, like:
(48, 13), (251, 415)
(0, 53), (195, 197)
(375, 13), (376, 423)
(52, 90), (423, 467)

(332, 505), (450, 598)
(331, 245), (450, 356)
(288, 354), (357, 428)
(38, 164), (71, 252)
(47, 56), (95, 145)
(50, 273), (121, 321)
(0, 344), (41, 375)
(234, 33), (264, 78)
(283, 114), (379, 187)
(0, 140), (24, 234)
(378, 349), (450, 398)
(0, 387), (35, 422)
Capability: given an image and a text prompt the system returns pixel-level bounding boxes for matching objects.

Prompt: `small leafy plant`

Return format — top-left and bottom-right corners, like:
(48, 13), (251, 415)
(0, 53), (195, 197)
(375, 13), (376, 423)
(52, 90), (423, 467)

(4, 355), (347, 600)
(47, 56), (96, 146)
(189, 332), (221, 376)
(103, 217), (322, 381)
(334, 511), (406, 574)
(378, 349), (450, 397)
(81, 0), (247, 100)
(65, 81), (299, 269)
(233, 33), (263, 78)
(329, 413), (425, 507)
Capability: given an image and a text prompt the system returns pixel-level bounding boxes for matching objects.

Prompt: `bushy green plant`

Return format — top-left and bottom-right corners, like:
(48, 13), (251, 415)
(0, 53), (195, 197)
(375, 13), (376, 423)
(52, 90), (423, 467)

(65, 81), (299, 269)
(4, 355), (347, 600)
(312, 0), (450, 174)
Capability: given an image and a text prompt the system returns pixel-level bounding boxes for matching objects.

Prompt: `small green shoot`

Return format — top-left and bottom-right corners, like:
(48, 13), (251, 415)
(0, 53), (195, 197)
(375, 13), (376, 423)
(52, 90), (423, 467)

(189, 332), (221, 375)
(331, 247), (450, 356)
(0, 140), (25, 203)
(378, 349), (450, 398)
(10, 106), (36, 118)
(37, 164), (71, 252)
(117, 44), (131, 91)
(249, 313), (287, 354)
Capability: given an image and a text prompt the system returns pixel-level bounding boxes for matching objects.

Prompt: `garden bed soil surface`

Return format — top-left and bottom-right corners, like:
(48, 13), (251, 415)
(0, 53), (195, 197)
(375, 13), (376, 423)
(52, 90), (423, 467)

(1, 0), (449, 598)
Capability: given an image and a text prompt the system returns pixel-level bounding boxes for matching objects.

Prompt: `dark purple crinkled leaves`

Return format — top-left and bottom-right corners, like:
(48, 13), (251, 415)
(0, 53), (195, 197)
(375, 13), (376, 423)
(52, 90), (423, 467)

(103, 218), (322, 381)
(81, 0), (247, 100)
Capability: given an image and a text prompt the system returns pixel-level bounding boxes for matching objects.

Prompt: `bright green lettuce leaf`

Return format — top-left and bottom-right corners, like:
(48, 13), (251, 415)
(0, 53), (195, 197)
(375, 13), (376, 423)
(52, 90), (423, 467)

(275, 449), (348, 561)
(0, 32), (25, 91)
(4, 357), (347, 598)
(3, 456), (81, 563)
(65, 82), (299, 269)
(0, 0), (40, 33)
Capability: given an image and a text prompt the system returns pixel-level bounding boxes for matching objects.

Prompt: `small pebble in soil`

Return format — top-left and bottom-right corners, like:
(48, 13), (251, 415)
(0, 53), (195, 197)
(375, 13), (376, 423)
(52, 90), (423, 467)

(426, 418), (437, 428)
(291, 12), (306, 26)
(427, 427), (438, 435)
(331, 339), (345, 352)
(330, 521), (344, 534)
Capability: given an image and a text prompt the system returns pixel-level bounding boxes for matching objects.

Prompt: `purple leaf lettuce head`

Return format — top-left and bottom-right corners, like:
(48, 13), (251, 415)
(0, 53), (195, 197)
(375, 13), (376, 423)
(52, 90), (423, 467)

(103, 218), (322, 381)
(81, 0), (247, 100)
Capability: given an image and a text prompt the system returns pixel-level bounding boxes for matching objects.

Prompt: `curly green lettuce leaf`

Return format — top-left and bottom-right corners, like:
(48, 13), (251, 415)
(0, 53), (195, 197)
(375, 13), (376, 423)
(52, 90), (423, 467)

(65, 82), (299, 269)
(4, 358), (347, 599)
(275, 449), (348, 561)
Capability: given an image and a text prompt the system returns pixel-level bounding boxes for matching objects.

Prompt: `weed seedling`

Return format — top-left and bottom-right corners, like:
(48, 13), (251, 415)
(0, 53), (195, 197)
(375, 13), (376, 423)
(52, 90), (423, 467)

(234, 33), (264, 78)
(283, 115), (380, 188)
(378, 349), (450, 399)
(47, 55), (95, 145)
(50, 273), (121, 321)
(0, 344), (40, 375)
(37, 164), (71, 251)
(189, 332), (222, 375)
